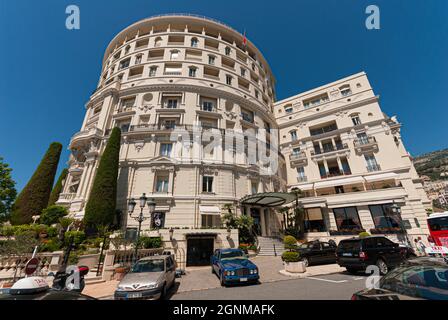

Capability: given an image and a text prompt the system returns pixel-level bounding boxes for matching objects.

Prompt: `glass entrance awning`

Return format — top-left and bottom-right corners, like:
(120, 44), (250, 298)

(240, 192), (297, 208)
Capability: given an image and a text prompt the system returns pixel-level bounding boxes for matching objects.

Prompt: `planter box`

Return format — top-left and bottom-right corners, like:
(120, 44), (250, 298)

(284, 261), (306, 273)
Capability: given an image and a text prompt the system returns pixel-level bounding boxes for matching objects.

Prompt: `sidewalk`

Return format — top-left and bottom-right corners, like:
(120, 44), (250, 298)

(83, 256), (344, 299)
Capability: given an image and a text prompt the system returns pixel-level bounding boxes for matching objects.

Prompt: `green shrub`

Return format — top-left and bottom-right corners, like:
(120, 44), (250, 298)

(84, 128), (121, 234)
(10, 142), (62, 225)
(282, 251), (300, 263)
(47, 226), (58, 238)
(283, 235), (298, 250)
(359, 231), (371, 238)
(40, 239), (62, 252)
(138, 236), (163, 249)
(40, 205), (68, 225)
(64, 231), (86, 247)
(13, 224), (35, 236)
(0, 225), (15, 237)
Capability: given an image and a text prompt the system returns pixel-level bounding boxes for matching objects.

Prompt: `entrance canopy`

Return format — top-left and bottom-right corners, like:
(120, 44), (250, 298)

(240, 192), (297, 208)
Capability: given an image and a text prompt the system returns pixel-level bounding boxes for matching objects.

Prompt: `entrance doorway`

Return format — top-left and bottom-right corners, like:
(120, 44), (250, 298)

(186, 237), (214, 266)
(250, 208), (262, 236)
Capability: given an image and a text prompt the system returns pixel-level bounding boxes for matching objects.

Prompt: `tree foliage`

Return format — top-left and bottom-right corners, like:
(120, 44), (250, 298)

(84, 128), (121, 234)
(40, 205), (68, 225)
(0, 156), (17, 222)
(48, 168), (68, 206)
(10, 143), (62, 225)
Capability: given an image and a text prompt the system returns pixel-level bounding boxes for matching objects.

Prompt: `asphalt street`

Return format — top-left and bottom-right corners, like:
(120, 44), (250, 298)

(171, 272), (368, 300)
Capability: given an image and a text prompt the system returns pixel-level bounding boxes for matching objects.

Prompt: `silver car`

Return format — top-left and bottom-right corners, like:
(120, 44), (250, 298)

(114, 254), (176, 300)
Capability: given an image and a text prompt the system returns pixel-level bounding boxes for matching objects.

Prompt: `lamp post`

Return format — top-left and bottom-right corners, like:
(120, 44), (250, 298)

(128, 193), (156, 261)
(291, 187), (303, 238)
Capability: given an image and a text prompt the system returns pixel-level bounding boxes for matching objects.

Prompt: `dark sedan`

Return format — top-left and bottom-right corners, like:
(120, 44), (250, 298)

(352, 257), (448, 300)
(296, 240), (337, 267)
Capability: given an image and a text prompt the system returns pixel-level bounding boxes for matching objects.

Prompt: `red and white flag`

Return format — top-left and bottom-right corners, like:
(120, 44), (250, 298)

(243, 30), (247, 47)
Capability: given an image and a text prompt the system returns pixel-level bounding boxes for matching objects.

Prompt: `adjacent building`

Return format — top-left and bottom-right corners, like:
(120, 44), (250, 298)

(57, 14), (431, 266)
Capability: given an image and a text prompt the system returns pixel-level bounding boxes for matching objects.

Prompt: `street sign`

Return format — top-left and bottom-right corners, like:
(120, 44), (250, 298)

(24, 257), (40, 275)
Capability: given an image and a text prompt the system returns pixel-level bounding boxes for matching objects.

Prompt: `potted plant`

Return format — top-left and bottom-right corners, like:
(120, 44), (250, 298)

(247, 244), (258, 256)
(282, 251), (306, 273)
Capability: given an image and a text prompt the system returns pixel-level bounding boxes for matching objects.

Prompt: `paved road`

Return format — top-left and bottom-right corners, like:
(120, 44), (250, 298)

(171, 273), (368, 300)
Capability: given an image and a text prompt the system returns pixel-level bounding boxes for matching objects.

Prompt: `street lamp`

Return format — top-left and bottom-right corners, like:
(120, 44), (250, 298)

(128, 193), (156, 261)
(390, 200), (411, 247)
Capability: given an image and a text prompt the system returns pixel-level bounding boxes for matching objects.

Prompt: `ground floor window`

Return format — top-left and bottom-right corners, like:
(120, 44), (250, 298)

(201, 214), (221, 228)
(369, 204), (401, 229)
(333, 207), (362, 230)
(304, 207), (327, 232)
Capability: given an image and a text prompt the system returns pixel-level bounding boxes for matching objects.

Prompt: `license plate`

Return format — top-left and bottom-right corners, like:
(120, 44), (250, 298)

(127, 292), (142, 299)
(342, 253), (353, 257)
(240, 278), (248, 282)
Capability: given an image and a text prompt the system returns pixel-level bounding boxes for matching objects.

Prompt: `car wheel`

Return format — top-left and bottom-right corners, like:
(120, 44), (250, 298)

(301, 257), (309, 267)
(160, 283), (167, 300)
(376, 259), (388, 275)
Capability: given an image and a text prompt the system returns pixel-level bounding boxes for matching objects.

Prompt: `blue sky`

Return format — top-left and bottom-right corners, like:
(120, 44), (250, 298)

(0, 0), (447, 191)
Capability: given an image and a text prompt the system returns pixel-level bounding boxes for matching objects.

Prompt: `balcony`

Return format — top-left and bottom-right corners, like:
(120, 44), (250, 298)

(68, 162), (84, 176)
(354, 136), (378, 153)
(163, 71), (182, 76)
(289, 151), (308, 166)
(320, 169), (352, 179)
(70, 127), (103, 147)
(57, 193), (77, 204)
(367, 164), (381, 172)
(311, 143), (349, 159)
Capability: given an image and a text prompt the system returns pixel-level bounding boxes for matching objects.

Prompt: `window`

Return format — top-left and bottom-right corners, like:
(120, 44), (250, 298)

(369, 204), (401, 229)
(208, 55), (215, 65)
(149, 66), (157, 77)
(333, 207), (362, 230)
(357, 132), (369, 144)
(241, 109), (254, 123)
(226, 75), (233, 85)
(165, 99), (178, 109)
(155, 176), (169, 193)
(161, 120), (176, 129)
(297, 167), (306, 181)
(202, 176), (214, 193)
(154, 37), (162, 47)
(202, 101), (214, 112)
(335, 186), (345, 194)
(251, 181), (258, 194)
(292, 147), (301, 155)
(290, 130), (298, 141)
(189, 67), (197, 77)
(304, 208), (326, 232)
(340, 85), (352, 97)
(201, 215), (221, 228)
(119, 58), (130, 70)
(284, 105), (293, 113)
(225, 46), (231, 56)
(303, 93), (330, 108)
(135, 55), (142, 65)
(352, 115), (362, 126)
(365, 154), (380, 171)
(124, 45), (131, 54)
(170, 50), (179, 60)
(191, 37), (198, 48)
(255, 90), (259, 99)
(241, 68), (246, 77)
(117, 121), (130, 133)
(160, 143), (172, 157)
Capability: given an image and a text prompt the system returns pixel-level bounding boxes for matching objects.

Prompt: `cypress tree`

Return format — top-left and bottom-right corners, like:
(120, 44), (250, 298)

(10, 142), (62, 225)
(84, 127), (121, 233)
(47, 168), (68, 206)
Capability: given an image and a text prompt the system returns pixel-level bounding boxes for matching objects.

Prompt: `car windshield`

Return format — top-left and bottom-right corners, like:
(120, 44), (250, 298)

(131, 259), (165, 273)
(380, 265), (448, 300)
(221, 250), (246, 260)
(428, 217), (448, 231)
(337, 240), (360, 252)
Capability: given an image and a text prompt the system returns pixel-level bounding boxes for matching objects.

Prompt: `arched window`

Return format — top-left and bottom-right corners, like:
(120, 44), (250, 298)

(225, 46), (231, 56)
(149, 66), (158, 77)
(170, 50), (180, 60)
(189, 66), (197, 77)
(191, 37), (199, 48)
(124, 45), (131, 54)
(154, 37), (163, 47)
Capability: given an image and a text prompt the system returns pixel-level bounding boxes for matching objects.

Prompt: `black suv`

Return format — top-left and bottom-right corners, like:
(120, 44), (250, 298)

(296, 240), (337, 267)
(336, 236), (404, 275)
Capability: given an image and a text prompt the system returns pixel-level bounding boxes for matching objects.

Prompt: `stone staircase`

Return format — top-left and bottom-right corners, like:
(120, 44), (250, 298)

(257, 236), (285, 256)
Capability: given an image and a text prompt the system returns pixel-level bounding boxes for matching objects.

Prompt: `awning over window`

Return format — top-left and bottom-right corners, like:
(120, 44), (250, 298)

(314, 176), (365, 189)
(199, 206), (221, 215)
(240, 192), (297, 207)
(364, 172), (398, 183)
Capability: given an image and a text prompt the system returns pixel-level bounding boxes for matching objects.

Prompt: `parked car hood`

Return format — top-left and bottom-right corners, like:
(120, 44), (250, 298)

(221, 258), (256, 269)
(119, 272), (164, 288)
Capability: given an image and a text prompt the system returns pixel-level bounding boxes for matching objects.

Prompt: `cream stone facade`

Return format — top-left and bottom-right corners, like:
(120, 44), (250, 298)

(58, 14), (431, 266)
(274, 72), (431, 244)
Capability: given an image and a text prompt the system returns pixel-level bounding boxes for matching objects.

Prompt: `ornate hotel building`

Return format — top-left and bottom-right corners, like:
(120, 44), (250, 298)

(58, 14), (430, 265)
